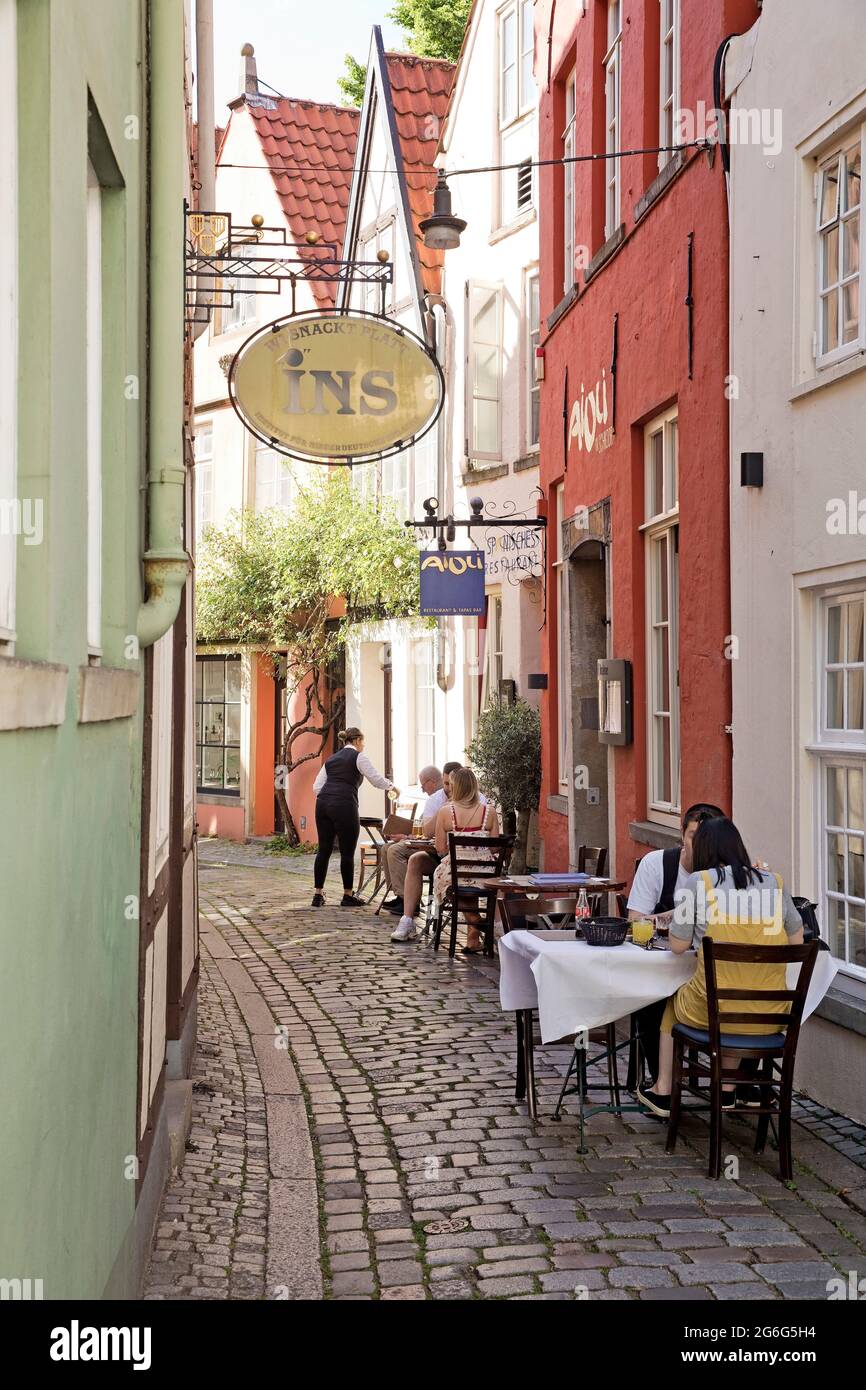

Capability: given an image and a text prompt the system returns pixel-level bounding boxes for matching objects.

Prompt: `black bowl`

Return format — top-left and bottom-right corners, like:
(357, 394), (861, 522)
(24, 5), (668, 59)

(579, 916), (629, 947)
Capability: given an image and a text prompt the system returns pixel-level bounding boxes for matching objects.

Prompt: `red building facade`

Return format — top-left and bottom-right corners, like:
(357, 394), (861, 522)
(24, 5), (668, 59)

(535, 0), (756, 874)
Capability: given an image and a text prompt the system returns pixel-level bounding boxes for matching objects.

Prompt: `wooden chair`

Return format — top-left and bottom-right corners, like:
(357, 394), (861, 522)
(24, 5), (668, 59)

(357, 817), (387, 900)
(577, 844), (608, 876)
(371, 811), (419, 914)
(666, 938), (820, 1179)
(432, 833), (514, 959)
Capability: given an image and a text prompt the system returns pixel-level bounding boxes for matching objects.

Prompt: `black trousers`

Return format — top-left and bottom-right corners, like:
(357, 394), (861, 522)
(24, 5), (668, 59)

(633, 999), (667, 1083)
(314, 800), (360, 892)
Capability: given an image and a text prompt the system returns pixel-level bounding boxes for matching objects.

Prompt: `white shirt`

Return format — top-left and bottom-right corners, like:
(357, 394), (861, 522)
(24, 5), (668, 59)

(627, 847), (688, 915)
(420, 787), (448, 821)
(313, 750), (392, 795)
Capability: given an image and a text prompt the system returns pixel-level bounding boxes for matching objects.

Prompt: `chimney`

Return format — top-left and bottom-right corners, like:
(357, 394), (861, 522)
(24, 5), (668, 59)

(239, 43), (258, 97)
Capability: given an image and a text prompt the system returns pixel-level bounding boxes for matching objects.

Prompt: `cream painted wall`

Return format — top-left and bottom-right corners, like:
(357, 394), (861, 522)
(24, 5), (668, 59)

(727, 1), (866, 996)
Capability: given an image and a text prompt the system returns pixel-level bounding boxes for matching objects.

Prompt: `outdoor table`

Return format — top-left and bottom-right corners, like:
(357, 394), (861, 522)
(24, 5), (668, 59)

(498, 930), (838, 1146)
(487, 875), (627, 928)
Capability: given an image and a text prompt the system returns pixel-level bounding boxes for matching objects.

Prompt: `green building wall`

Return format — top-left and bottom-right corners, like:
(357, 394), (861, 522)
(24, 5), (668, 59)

(0, 0), (179, 1298)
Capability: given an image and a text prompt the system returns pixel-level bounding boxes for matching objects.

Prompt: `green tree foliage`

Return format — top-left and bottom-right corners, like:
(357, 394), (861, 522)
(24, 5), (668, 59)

(466, 698), (541, 872)
(197, 471), (421, 840)
(337, 53), (368, 107)
(387, 0), (473, 60)
(339, 0), (472, 107)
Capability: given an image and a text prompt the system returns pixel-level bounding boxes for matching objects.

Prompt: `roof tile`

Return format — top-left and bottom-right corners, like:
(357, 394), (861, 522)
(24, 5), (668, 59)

(383, 53), (455, 296)
(243, 97), (361, 309)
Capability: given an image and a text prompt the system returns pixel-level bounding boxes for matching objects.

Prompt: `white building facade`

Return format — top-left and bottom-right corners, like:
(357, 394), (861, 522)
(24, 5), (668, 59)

(726, 0), (866, 1120)
(340, 15), (542, 819)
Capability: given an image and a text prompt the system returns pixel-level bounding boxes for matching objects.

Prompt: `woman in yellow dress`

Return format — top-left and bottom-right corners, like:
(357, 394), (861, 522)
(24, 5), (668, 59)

(637, 817), (804, 1118)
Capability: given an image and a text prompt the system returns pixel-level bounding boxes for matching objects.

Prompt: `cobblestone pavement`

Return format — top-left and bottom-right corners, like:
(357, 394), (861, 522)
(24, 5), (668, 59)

(144, 848), (866, 1301)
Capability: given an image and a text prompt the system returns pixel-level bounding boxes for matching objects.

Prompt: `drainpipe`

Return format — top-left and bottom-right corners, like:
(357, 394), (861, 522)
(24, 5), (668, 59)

(191, 0), (215, 344)
(425, 294), (456, 694)
(138, 0), (191, 648)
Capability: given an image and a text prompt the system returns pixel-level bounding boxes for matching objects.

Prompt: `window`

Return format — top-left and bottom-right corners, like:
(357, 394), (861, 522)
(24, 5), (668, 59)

(382, 450), (410, 522)
(194, 422), (214, 545)
(358, 218), (396, 314)
(525, 272), (540, 451)
(811, 590), (866, 975)
(86, 159), (103, 657)
(562, 70), (576, 292)
(556, 484), (569, 790)
(467, 283), (503, 461)
(413, 634), (437, 777)
(196, 656), (242, 794)
(822, 762), (866, 973)
(481, 593), (504, 710)
(643, 409), (680, 820)
(0, 0), (17, 643)
(498, 0), (537, 226)
(604, 0), (622, 239)
(254, 439), (294, 513)
(659, 0), (680, 166)
(823, 594), (865, 736)
(816, 131), (863, 365)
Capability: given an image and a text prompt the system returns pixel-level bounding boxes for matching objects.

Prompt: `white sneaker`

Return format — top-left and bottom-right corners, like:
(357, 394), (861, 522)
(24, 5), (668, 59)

(390, 917), (418, 942)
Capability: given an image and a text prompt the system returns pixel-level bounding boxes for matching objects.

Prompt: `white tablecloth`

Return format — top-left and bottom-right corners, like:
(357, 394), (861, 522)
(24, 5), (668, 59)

(498, 930), (839, 1044)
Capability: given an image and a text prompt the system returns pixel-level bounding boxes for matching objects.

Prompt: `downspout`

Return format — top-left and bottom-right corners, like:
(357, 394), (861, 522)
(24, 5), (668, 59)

(426, 293), (456, 694)
(138, 0), (191, 648)
(191, 0), (215, 344)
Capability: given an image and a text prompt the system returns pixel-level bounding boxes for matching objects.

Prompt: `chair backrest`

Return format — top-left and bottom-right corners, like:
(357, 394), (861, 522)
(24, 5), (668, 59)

(447, 833), (514, 887)
(703, 938), (819, 1057)
(500, 894), (578, 933)
(383, 813), (415, 838)
(577, 844), (608, 876)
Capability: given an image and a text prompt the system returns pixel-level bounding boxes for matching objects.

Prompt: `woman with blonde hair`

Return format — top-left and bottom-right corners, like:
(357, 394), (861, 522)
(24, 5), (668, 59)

(391, 766), (499, 949)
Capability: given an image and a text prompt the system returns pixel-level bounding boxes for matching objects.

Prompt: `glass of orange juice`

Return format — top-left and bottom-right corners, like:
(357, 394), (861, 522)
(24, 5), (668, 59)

(631, 920), (654, 949)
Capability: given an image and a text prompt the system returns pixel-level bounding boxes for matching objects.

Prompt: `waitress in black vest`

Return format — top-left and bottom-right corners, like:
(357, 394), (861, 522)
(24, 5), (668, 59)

(311, 727), (398, 908)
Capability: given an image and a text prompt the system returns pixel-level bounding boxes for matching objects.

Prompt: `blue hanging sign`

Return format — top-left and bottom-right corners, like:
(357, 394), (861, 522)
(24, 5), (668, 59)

(419, 550), (486, 616)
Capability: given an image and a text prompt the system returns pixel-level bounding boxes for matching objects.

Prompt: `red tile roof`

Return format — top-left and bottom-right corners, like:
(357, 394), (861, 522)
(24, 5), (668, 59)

(245, 98), (360, 309)
(383, 53), (455, 296)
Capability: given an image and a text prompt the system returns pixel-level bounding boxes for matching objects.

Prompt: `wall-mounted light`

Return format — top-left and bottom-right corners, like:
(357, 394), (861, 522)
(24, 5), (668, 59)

(740, 452), (764, 488)
(527, 673), (548, 690)
(535, 345), (545, 381)
(419, 171), (467, 251)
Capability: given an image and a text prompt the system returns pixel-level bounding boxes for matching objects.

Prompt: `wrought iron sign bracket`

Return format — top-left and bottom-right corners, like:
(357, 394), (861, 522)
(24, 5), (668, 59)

(406, 495), (548, 629)
(184, 207), (394, 327)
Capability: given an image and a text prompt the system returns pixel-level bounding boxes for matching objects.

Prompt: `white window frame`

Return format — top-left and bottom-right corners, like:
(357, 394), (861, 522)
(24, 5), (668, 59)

(642, 407), (680, 825)
(604, 0), (622, 240)
(466, 281), (503, 462)
(556, 484), (569, 791)
(804, 585), (866, 977)
(819, 756), (866, 978)
(413, 632), (437, 779)
(194, 420), (214, 545)
(562, 69), (576, 292)
(658, 0), (680, 168)
(254, 437), (294, 514)
(481, 592), (504, 711)
(86, 159), (103, 658)
(498, 0), (537, 227)
(358, 217), (397, 314)
(525, 269), (540, 453)
(0, 0), (18, 645)
(815, 127), (864, 368)
(820, 590), (866, 744)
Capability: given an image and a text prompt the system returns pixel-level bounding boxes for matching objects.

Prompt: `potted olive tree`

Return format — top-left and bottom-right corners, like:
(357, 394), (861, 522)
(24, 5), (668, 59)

(466, 698), (541, 873)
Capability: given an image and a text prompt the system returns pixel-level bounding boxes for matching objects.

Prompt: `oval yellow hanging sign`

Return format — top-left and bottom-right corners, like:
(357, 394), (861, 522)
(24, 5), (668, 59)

(229, 310), (444, 464)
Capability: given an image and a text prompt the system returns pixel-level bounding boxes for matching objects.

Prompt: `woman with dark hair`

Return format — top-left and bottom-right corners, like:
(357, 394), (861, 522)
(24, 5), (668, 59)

(311, 728), (398, 909)
(637, 816), (804, 1118)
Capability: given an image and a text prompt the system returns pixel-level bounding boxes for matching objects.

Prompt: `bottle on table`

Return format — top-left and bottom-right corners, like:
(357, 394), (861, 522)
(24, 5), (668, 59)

(576, 887), (590, 920)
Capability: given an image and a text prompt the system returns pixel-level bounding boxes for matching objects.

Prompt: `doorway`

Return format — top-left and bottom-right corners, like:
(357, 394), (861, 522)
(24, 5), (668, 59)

(568, 535), (610, 863)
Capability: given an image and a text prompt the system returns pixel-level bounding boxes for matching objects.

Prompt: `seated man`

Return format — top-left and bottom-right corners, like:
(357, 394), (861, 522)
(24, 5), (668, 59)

(381, 762), (460, 915)
(627, 801), (725, 1082)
